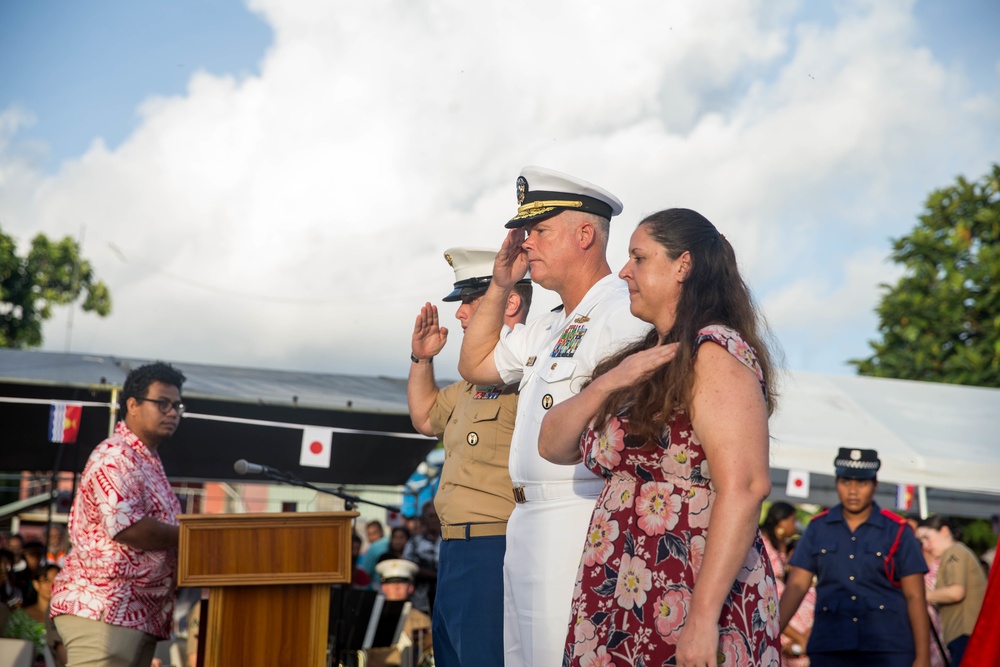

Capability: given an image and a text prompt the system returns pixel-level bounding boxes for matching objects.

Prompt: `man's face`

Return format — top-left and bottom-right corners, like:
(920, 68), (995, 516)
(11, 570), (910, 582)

(33, 567), (58, 601)
(24, 550), (41, 570)
(455, 294), (484, 331)
(519, 213), (578, 289)
(7, 536), (23, 558)
(421, 505), (440, 533)
(390, 530), (408, 553)
(836, 477), (877, 515)
(48, 526), (66, 548)
(381, 580), (414, 602)
(127, 381), (182, 447)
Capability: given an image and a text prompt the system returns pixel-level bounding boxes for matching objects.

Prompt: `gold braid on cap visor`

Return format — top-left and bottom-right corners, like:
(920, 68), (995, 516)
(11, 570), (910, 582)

(509, 199), (584, 221)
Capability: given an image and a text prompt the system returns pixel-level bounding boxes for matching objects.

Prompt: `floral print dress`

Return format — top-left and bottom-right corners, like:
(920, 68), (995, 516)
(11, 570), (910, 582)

(563, 325), (781, 667)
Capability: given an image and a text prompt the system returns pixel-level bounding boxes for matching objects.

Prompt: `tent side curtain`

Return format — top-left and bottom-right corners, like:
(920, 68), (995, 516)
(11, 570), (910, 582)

(1, 383), (436, 486)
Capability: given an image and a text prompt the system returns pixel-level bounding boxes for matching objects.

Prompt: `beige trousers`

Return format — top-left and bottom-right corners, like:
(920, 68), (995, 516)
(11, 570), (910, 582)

(53, 615), (158, 667)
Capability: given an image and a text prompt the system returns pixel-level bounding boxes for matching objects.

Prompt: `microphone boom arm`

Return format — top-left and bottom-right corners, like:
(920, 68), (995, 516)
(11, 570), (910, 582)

(255, 467), (400, 513)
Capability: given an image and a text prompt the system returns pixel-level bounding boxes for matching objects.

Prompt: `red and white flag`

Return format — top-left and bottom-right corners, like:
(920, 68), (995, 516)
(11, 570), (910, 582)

(49, 403), (83, 443)
(299, 426), (333, 468)
(896, 484), (916, 511)
(786, 469), (810, 499)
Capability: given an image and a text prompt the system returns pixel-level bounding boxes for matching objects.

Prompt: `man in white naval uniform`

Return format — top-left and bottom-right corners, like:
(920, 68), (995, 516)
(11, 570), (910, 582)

(459, 166), (650, 667)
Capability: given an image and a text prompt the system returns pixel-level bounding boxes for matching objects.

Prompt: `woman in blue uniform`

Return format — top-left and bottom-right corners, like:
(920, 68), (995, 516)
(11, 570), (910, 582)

(778, 448), (930, 667)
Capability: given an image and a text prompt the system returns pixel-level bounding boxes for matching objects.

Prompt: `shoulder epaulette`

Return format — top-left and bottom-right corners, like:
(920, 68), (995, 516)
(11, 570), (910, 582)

(809, 509), (830, 522)
(880, 509), (908, 525)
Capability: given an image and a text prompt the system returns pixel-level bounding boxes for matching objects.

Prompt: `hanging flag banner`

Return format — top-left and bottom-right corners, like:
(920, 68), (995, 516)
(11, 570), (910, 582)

(49, 403), (83, 443)
(300, 426), (333, 468)
(896, 484), (916, 511)
(786, 469), (811, 499)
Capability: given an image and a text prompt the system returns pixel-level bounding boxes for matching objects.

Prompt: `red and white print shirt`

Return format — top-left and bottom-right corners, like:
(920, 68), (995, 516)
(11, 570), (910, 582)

(50, 421), (182, 639)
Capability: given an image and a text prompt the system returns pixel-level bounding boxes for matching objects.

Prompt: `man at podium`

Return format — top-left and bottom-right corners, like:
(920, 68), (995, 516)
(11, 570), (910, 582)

(50, 362), (187, 667)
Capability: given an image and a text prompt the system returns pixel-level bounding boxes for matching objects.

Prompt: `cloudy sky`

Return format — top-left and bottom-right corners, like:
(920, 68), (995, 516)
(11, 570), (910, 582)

(1, 0), (998, 382)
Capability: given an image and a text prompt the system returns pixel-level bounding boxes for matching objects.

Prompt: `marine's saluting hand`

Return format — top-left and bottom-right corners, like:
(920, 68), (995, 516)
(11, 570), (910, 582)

(412, 302), (448, 360)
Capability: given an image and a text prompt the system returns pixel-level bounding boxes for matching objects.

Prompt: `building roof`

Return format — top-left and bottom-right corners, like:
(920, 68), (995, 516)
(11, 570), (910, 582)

(0, 349), (412, 413)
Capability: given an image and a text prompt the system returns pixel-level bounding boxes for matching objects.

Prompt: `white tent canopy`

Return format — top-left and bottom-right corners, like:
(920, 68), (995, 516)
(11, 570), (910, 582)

(769, 370), (1000, 495)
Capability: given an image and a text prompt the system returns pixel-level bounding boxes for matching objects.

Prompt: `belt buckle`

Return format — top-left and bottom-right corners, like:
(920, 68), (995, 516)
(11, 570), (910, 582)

(513, 486), (526, 504)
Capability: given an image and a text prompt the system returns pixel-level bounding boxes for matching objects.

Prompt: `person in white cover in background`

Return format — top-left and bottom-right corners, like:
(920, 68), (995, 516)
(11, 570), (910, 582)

(459, 166), (650, 666)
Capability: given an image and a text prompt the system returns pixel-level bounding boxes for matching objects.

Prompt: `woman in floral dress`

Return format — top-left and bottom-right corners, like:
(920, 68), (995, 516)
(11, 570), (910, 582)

(540, 208), (781, 667)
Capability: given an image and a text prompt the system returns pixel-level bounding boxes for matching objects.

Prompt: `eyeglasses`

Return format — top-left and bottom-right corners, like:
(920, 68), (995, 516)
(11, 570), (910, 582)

(136, 397), (185, 415)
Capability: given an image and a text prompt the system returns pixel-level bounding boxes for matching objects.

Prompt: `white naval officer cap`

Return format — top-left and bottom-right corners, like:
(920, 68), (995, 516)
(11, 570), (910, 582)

(375, 558), (418, 583)
(442, 247), (530, 302)
(505, 165), (624, 229)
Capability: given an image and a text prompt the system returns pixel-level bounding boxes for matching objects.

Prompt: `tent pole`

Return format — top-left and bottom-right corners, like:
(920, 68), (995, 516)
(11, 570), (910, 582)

(918, 485), (929, 519)
(108, 388), (119, 437)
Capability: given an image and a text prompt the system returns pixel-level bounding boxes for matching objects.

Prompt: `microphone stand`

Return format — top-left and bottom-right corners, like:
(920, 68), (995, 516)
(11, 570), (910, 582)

(259, 468), (400, 513)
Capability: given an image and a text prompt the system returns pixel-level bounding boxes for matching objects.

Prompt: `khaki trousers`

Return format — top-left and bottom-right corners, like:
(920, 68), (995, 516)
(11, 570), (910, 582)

(53, 615), (158, 667)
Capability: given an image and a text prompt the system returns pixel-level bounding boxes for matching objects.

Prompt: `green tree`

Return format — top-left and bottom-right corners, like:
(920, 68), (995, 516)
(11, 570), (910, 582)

(0, 226), (112, 348)
(851, 164), (1000, 386)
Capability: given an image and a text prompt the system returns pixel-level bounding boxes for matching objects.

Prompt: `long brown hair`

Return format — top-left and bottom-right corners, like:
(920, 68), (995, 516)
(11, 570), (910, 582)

(590, 208), (778, 443)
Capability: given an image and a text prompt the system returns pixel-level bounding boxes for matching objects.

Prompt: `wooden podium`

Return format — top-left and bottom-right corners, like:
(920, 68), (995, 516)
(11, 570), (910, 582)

(178, 511), (358, 667)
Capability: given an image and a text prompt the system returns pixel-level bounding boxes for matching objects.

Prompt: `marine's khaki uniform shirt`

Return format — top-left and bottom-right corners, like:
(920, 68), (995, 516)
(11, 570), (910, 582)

(936, 541), (987, 643)
(428, 381), (518, 526)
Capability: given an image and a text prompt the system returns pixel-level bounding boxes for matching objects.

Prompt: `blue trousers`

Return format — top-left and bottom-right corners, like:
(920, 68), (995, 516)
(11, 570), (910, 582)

(432, 535), (505, 667)
(811, 652), (915, 667)
(948, 634), (969, 666)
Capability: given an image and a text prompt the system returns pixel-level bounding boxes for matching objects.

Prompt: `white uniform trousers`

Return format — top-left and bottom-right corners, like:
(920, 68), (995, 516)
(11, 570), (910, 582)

(503, 494), (598, 667)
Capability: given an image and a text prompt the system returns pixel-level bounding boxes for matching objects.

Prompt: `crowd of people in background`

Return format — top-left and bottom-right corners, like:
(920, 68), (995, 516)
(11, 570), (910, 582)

(350, 509), (442, 617)
(4, 501), (995, 667)
(2, 530), (69, 666)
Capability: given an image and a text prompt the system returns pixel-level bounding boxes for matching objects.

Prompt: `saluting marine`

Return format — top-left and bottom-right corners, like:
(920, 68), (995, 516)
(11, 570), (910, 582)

(407, 247), (532, 667)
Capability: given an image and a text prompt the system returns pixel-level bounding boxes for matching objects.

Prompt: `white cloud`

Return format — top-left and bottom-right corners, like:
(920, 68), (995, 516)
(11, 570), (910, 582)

(1, 0), (996, 377)
(763, 246), (905, 369)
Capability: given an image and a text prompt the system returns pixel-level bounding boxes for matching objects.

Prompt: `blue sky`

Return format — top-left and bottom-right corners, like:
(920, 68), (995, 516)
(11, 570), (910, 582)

(1, 0), (998, 380)
(0, 1), (271, 169)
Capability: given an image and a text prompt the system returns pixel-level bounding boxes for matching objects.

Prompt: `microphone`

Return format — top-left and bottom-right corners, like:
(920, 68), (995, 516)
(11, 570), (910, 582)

(233, 459), (280, 476)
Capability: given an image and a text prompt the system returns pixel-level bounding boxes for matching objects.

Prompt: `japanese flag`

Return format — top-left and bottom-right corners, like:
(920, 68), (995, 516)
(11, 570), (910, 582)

(299, 427), (333, 468)
(786, 469), (811, 499)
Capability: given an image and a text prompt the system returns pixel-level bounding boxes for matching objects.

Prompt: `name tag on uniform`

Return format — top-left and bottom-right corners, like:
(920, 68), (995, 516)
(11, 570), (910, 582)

(474, 386), (502, 400)
(551, 324), (587, 358)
